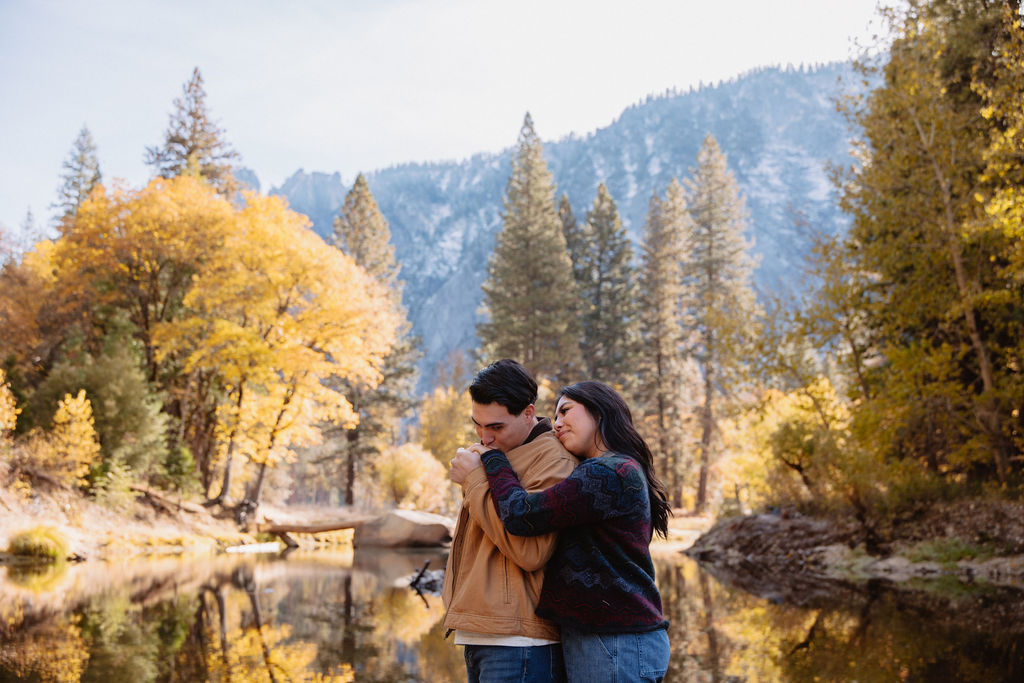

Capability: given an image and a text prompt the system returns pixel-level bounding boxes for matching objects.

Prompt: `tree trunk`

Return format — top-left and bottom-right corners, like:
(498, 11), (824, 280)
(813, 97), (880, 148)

(344, 429), (359, 505)
(695, 367), (714, 514)
(699, 572), (722, 683)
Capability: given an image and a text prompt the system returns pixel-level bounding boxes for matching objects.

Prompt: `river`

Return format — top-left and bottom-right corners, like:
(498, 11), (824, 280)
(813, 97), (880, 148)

(1, 544), (1022, 681)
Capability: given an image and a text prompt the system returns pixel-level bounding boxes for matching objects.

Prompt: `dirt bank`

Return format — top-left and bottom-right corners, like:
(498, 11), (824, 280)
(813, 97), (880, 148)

(686, 500), (1024, 595)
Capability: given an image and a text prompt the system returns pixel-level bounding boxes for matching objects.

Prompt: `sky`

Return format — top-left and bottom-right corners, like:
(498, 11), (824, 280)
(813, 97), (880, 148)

(0, 0), (885, 239)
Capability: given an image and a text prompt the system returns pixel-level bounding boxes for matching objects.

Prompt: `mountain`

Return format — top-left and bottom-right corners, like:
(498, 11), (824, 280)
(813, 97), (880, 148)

(268, 63), (864, 393)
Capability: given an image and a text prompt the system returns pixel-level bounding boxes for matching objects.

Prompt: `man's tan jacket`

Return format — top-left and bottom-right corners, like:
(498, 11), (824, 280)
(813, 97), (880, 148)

(442, 427), (577, 640)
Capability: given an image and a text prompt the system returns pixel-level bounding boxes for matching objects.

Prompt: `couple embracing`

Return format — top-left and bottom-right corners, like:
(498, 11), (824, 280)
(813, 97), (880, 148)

(442, 359), (672, 683)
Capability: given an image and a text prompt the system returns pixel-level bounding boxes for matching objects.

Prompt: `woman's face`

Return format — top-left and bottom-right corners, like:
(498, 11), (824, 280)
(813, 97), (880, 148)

(554, 395), (605, 459)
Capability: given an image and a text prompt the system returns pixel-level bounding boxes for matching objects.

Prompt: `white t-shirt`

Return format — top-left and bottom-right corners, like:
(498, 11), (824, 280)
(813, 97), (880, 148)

(454, 630), (559, 647)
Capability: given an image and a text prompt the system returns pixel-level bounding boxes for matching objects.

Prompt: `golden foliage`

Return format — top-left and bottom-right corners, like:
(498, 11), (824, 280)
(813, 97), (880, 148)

(30, 390), (101, 487)
(372, 442), (453, 512)
(722, 377), (888, 514)
(154, 190), (399, 480)
(0, 242), (55, 384)
(0, 613), (88, 682)
(198, 612), (355, 683)
(371, 588), (443, 646)
(417, 384), (476, 463)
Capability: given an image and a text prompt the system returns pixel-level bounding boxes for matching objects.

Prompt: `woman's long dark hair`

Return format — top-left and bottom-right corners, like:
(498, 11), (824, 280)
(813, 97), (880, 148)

(559, 381), (671, 538)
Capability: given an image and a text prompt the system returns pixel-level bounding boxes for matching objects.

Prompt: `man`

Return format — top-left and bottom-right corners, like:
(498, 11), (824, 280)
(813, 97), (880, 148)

(443, 359), (577, 682)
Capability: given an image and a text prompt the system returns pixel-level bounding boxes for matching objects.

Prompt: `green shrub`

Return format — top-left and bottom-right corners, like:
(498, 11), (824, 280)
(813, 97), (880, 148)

(904, 537), (997, 564)
(7, 525), (69, 561)
(92, 458), (140, 512)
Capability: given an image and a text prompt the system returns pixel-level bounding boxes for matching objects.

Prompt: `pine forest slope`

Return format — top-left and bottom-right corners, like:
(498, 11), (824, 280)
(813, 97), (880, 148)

(268, 63), (863, 392)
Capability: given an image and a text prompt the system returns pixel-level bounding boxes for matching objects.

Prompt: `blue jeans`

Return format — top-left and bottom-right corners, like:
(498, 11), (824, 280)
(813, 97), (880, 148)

(464, 643), (566, 682)
(561, 626), (670, 683)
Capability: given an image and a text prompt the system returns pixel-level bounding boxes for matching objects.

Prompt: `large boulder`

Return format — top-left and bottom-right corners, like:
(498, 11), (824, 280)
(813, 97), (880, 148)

(353, 509), (455, 548)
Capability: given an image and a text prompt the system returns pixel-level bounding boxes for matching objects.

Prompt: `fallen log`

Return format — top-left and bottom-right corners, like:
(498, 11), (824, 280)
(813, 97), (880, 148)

(256, 516), (377, 535)
(130, 485), (208, 515)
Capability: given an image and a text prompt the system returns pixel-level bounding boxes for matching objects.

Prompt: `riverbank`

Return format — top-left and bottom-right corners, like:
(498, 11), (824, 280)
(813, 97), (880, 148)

(686, 499), (1024, 597)
(0, 474), (255, 561)
(0, 468), (387, 562)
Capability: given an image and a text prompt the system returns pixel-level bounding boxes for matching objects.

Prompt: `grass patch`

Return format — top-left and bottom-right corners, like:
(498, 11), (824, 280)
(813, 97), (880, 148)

(904, 537), (997, 564)
(6, 526), (69, 561)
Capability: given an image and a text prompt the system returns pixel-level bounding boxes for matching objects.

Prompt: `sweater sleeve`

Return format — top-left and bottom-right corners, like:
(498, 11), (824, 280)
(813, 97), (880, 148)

(460, 450), (574, 571)
(481, 449), (644, 537)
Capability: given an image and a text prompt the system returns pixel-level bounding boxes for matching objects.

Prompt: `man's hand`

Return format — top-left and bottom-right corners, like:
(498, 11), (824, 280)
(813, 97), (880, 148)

(450, 447), (483, 485)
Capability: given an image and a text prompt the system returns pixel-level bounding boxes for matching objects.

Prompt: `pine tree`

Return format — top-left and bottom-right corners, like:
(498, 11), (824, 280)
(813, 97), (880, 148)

(329, 173), (420, 505)
(683, 135), (759, 513)
(18, 208), (42, 254)
(560, 193), (585, 283)
(53, 125), (102, 222)
(477, 113), (580, 383)
(573, 183), (638, 390)
(145, 67), (239, 194)
(636, 183), (693, 507)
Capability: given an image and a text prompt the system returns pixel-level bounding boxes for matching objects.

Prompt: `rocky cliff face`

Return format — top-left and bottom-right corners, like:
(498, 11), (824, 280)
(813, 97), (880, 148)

(268, 63), (864, 392)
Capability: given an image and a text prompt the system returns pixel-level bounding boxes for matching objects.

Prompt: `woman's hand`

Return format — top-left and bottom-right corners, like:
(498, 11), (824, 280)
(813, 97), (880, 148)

(449, 447), (483, 485)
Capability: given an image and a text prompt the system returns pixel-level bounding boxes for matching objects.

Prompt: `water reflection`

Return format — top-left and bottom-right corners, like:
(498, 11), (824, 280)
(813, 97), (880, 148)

(1, 546), (1023, 681)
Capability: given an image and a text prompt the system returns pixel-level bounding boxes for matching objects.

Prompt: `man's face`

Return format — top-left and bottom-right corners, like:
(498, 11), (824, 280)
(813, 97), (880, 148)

(471, 401), (536, 453)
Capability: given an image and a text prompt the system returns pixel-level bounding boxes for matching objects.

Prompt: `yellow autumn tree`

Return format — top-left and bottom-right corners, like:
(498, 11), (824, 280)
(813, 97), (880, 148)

(32, 390), (101, 487)
(154, 191), (399, 509)
(417, 384), (476, 465)
(372, 442), (451, 512)
(51, 177), (233, 377)
(0, 240), (60, 388)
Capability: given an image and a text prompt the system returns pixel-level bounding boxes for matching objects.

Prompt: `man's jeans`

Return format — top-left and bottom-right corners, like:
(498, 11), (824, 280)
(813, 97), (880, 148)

(463, 643), (566, 682)
(561, 626), (670, 683)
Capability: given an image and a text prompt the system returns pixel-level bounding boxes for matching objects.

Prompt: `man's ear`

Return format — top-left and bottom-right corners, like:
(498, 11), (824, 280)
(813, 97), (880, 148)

(522, 404), (536, 420)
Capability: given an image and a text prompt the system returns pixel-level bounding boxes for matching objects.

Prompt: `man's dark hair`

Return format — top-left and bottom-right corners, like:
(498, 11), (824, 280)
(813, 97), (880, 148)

(468, 359), (538, 416)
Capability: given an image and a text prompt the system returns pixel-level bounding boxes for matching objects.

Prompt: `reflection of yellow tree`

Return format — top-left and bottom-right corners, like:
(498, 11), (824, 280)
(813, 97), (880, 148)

(0, 613), (89, 682)
(371, 587), (442, 645)
(204, 622), (353, 682)
(417, 614), (468, 682)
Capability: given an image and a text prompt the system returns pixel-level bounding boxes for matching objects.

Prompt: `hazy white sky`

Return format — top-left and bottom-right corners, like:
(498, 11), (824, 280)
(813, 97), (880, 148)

(0, 0), (884, 234)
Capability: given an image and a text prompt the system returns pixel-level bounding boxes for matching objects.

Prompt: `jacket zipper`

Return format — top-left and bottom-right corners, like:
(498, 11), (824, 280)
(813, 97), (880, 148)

(443, 506), (470, 639)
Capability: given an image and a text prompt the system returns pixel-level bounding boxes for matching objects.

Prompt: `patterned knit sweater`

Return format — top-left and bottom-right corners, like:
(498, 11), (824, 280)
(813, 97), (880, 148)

(481, 448), (668, 633)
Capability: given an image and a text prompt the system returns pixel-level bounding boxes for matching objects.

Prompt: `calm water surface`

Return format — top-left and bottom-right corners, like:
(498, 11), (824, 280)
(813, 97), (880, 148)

(1, 544), (1023, 682)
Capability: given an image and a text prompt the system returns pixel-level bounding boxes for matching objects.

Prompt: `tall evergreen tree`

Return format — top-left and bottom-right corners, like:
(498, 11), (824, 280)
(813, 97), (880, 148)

(19, 209), (40, 255)
(145, 67), (240, 194)
(636, 183), (693, 507)
(683, 135), (758, 513)
(53, 125), (101, 222)
(477, 113), (580, 383)
(329, 173), (420, 505)
(559, 193), (585, 283)
(573, 183), (638, 390)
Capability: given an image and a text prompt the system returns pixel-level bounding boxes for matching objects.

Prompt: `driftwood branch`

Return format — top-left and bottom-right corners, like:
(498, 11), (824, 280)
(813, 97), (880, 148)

(130, 485), (208, 515)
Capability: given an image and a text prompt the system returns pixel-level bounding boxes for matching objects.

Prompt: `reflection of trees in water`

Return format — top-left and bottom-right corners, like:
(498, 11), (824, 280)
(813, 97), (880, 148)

(182, 557), (461, 682)
(661, 553), (1024, 683)
(9, 551), (1022, 682)
(0, 555), (458, 682)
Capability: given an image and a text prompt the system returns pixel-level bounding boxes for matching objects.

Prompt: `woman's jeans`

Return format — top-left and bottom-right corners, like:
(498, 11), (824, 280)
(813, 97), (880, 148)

(561, 626), (670, 683)
(463, 643), (566, 682)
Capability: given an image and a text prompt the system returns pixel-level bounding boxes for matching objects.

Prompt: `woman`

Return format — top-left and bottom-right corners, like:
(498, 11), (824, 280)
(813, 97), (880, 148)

(450, 381), (672, 683)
